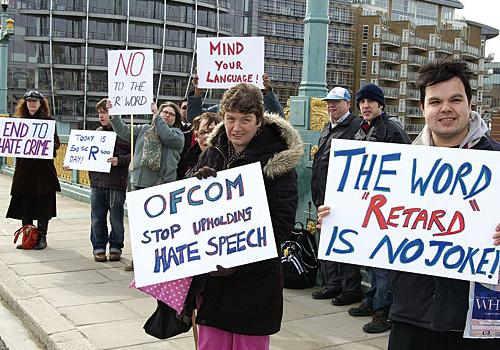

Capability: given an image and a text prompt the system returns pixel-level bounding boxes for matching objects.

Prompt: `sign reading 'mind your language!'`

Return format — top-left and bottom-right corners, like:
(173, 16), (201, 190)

(63, 130), (117, 173)
(108, 49), (153, 116)
(127, 162), (277, 288)
(197, 36), (265, 89)
(319, 139), (500, 284)
(0, 118), (55, 159)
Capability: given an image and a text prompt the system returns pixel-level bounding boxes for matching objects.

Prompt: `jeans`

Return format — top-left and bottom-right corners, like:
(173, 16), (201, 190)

(363, 267), (392, 312)
(90, 187), (126, 253)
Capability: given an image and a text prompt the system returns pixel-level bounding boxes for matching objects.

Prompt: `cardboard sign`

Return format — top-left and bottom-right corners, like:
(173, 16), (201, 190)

(108, 49), (154, 115)
(63, 130), (117, 172)
(318, 139), (500, 284)
(127, 162), (277, 288)
(0, 118), (55, 159)
(197, 36), (265, 89)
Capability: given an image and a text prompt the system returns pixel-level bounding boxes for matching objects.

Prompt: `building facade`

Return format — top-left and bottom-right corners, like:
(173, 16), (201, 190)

(6, 0), (498, 134)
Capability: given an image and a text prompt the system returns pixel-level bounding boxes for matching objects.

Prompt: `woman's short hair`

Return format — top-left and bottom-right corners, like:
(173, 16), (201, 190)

(219, 83), (264, 123)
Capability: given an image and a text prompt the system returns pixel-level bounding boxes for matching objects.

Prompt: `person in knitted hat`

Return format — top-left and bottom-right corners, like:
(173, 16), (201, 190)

(346, 83), (410, 334)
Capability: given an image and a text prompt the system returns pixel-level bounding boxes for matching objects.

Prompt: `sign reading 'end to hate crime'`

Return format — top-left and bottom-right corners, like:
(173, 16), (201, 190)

(108, 49), (153, 116)
(0, 118), (55, 159)
(197, 36), (264, 89)
(318, 139), (500, 284)
(126, 162), (277, 288)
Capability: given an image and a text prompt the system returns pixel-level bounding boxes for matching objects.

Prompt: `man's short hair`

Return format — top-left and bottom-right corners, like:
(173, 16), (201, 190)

(416, 58), (473, 106)
(96, 98), (108, 112)
(219, 83), (264, 123)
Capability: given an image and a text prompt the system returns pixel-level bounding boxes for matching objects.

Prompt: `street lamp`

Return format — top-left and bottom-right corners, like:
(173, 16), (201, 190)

(0, 0), (14, 117)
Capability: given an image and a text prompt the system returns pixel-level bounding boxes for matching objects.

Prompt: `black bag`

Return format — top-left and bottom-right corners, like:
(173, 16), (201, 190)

(280, 222), (319, 289)
(143, 300), (192, 339)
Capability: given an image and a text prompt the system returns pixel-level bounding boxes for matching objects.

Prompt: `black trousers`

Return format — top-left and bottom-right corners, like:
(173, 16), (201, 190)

(388, 321), (500, 350)
(320, 260), (362, 295)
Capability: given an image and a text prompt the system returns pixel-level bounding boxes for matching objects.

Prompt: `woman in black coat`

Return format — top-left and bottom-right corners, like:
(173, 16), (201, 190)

(6, 90), (61, 250)
(192, 83), (303, 349)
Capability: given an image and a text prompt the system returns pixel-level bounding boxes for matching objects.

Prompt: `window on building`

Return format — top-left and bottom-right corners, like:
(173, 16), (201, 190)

(371, 78), (378, 85)
(373, 25), (381, 38)
(372, 43), (380, 57)
(362, 25), (369, 40)
(399, 81), (406, 95)
(361, 61), (367, 76)
(371, 61), (379, 75)
(401, 47), (408, 60)
(400, 64), (407, 78)
(360, 79), (366, 87)
(361, 43), (368, 58)
(428, 50), (435, 62)
(402, 29), (410, 42)
(398, 99), (406, 113)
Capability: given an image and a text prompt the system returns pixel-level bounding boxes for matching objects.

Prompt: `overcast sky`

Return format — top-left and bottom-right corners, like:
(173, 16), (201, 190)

(456, 0), (500, 60)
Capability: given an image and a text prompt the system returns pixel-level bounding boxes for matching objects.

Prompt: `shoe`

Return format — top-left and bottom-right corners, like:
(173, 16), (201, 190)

(33, 234), (47, 250)
(331, 293), (363, 306)
(124, 260), (134, 271)
(362, 311), (392, 333)
(94, 252), (107, 262)
(312, 288), (341, 300)
(348, 302), (374, 317)
(109, 251), (122, 261)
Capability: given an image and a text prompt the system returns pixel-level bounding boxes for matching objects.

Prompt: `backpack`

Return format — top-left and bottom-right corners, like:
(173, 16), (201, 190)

(280, 222), (319, 289)
(13, 224), (39, 250)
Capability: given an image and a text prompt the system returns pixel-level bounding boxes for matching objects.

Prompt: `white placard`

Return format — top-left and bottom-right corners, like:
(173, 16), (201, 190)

(127, 162), (277, 288)
(0, 118), (55, 159)
(318, 139), (500, 284)
(197, 36), (265, 89)
(108, 49), (154, 115)
(63, 129), (117, 172)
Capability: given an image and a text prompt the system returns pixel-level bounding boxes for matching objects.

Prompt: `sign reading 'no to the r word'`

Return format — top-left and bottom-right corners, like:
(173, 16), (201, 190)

(108, 49), (153, 116)
(197, 36), (264, 89)
(0, 118), (55, 159)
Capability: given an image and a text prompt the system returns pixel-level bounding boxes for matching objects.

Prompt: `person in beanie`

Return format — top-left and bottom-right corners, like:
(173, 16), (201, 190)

(7, 90), (61, 250)
(347, 83), (410, 333)
(310, 87), (363, 306)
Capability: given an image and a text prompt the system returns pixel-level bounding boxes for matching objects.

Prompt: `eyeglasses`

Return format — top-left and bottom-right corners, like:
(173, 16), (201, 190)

(197, 128), (214, 137)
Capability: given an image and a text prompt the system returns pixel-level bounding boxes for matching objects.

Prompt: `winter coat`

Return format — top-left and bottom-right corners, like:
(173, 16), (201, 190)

(355, 112), (411, 144)
(89, 124), (131, 191)
(194, 113), (304, 335)
(389, 112), (500, 331)
(10, 110), (61, 197)
(110, 114), (184, 188)
(187, 88), (285, 121)
(311, 112), (361, 208)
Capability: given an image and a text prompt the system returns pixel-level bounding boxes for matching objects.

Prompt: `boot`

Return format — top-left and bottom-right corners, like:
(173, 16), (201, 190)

(34, 220), (48, 250)
(16, 218), (34, 249)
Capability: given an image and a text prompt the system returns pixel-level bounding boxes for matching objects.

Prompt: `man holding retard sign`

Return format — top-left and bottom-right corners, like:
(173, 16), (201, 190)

(317, 59), (500, 348)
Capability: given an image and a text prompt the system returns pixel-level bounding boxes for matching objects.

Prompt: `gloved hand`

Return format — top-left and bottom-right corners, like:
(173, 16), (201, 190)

(210, 265), (237, 277)
(194, 166), (217, 179)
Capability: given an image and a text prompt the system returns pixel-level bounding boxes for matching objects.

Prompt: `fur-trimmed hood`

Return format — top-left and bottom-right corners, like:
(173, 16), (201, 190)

(207, 112), (304, 178)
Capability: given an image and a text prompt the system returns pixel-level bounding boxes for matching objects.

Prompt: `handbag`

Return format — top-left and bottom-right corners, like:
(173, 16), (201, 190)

(13, 224), (39, 250)
(140, 116), (162, 172)
(143, 300), (192, 339)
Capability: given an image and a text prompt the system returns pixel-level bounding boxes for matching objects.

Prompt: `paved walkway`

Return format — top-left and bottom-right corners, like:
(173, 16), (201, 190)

(0, 173), (389, 350)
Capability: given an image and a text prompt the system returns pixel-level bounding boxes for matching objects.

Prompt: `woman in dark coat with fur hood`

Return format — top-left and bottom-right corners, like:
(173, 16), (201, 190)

(6, 90), (61, 250)
(192, 83), (304, 349)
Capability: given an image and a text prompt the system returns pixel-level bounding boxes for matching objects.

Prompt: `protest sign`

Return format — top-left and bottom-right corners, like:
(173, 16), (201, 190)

(63, 129), (116, 172)
(108, 49), (153, 115)
(318, 139), (500, 284)
(126, 162), (277, 288)
(464, 278), (500, 338)
(0, 118), (55, 159)
(197, 36), (264, 89)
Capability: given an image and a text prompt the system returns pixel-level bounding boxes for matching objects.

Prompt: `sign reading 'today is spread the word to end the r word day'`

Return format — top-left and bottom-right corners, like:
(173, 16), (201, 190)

(108, 49), (153, 116)
(0, 118), (55, 159)
(319, 139), (500, 284)
(197, 36), (264, 89)
(63, 129), (117, 173)
(127, 162), (277, 288)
